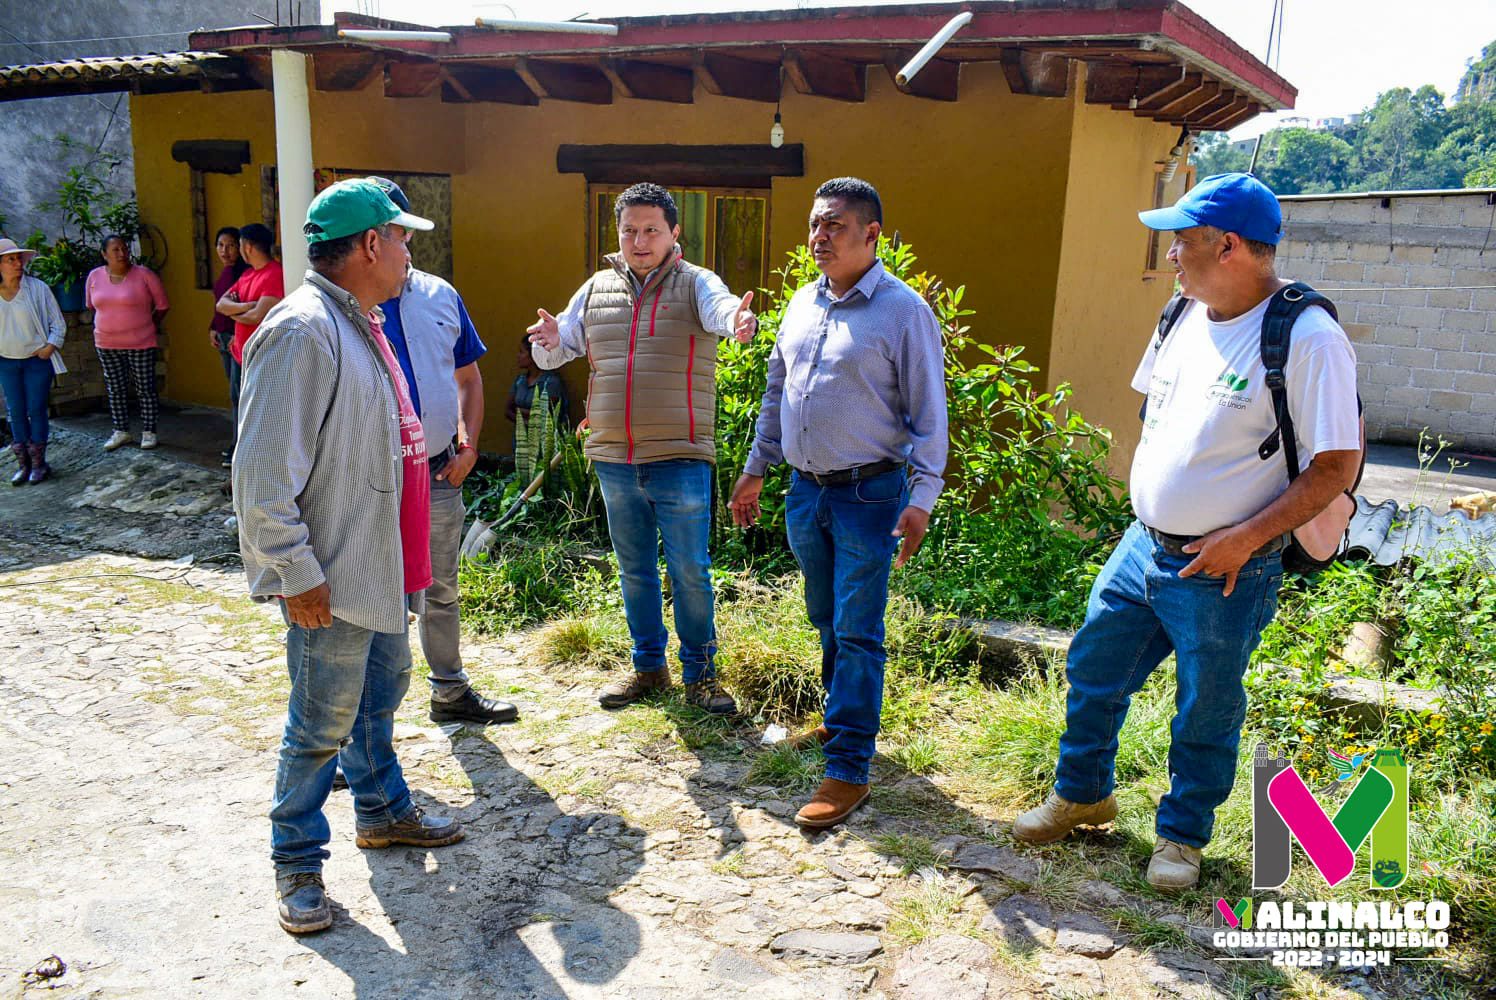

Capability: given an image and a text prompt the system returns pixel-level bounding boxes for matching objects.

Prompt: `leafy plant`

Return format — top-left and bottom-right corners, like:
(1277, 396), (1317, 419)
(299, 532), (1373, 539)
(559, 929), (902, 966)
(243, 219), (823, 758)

(24, 137), (145, 290)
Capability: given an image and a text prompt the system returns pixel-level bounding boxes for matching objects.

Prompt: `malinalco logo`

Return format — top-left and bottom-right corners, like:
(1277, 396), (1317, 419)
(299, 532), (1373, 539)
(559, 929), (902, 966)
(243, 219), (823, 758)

(1251, 745), (1409, 891)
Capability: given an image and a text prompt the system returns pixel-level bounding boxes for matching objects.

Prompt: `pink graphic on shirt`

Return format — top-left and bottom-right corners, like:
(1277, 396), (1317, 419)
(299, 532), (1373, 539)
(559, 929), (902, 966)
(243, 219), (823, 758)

(369, 317), (432, 594)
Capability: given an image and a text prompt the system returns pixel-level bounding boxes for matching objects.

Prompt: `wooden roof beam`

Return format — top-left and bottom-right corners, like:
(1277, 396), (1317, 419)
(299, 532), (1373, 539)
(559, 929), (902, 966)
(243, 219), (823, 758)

(884, 50), (958, 102)
(1169, 85), (1233, 125)
(1000, 48), (1070, 98)
(385, 60), (441, 98)
(515, 57), (611, 104)
(1148, 78), (1218, 119)
(1194, 94), (1253, 130)
(440, 64), (538, 105)
(600, 58), (693, 103)
(784, 50), (865, 102)
(1131, 70), (1202, 113)
(692, 52), (779, 103)
(313, 50), (384, 92)
(1211, 100), (1262, 132)
(1085, 61), (1184, 106)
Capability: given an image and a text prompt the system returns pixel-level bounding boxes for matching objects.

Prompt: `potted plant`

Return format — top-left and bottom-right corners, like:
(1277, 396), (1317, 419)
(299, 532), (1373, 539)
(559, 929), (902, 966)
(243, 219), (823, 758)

(23, 142), (147, 312)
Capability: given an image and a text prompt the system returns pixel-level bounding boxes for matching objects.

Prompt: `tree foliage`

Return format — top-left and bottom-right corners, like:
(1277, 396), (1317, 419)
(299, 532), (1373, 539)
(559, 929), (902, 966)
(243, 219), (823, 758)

(1190, 38), (1496, 194)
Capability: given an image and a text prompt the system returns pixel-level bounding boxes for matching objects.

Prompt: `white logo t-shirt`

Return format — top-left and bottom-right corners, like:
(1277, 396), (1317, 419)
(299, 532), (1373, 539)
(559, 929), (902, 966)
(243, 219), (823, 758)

(1130, 294), (1360, 536)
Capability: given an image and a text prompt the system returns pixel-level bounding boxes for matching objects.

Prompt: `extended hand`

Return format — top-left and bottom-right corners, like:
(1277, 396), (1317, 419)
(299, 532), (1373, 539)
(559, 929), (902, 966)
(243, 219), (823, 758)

(285, 582), (333, 629)
(732, 291), (757, 344)
(527, 308), (560, 351)
(728, 473), (764, 528)
(891, 506), (931, 568)
(1179, 525), (1260, 597)
(437, 447), (478, 487)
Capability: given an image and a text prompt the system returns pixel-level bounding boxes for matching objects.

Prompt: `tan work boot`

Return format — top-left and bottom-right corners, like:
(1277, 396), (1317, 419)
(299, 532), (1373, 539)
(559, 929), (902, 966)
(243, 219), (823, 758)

(684, 677), (737, 715)
(1012, 792), (1118, 845)
(795, 777), (871, 829)
(779, 724), (831, 752)
(598, 667), (673, 709)
(1146, 837), (1202, 892)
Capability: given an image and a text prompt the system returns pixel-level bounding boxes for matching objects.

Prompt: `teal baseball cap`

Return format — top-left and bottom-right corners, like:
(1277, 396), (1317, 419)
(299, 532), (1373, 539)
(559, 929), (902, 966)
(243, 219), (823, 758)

(303, 178), (433, 244)
(1138, 172), (1283, 245)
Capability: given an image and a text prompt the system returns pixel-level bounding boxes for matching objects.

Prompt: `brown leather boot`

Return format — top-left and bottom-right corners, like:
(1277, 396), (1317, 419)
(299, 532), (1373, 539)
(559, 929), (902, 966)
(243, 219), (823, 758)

(598, 667), (673, 709)
(26, 442), (49, 484)
(794, 777), (870, 829)
(779, 724), (831, 751)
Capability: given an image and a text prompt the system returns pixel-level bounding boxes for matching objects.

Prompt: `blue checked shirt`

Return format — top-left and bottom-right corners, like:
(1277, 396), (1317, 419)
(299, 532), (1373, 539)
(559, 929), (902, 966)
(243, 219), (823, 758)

(744, 261), (948, 513)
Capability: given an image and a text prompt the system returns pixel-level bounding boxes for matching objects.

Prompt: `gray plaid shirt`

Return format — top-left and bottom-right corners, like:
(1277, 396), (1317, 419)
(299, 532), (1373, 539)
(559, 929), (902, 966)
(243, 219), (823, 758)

(233, 270), (411, 634)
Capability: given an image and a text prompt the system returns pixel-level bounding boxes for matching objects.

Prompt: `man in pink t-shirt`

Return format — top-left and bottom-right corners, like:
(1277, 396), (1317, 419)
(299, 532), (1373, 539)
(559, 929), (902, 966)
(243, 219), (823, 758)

(215, 223), (284, 365)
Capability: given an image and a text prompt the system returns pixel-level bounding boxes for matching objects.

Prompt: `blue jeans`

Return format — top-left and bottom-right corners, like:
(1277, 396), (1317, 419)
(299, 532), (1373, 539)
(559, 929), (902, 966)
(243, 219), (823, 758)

(785, 468), (907, 786)
(271, 611), (415, 874)
(0, 356), (54, 445)
(1055, 520), (1284, 847)
(593, 459), (716, 683)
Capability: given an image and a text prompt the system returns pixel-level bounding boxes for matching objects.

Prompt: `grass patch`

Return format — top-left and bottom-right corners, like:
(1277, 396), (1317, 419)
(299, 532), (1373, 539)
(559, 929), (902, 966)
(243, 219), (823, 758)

(886, 733), (945, 775)
(1105, 907), (1191, 951)
(871, 833), (945, 877)
(535, 611), (631, 670)
(888, 878), (974, 944)
(459, 540), (612, 634)
(714, 578), (824, 720)
(743, 742), (822, 794)
(709, 850), (748, 876)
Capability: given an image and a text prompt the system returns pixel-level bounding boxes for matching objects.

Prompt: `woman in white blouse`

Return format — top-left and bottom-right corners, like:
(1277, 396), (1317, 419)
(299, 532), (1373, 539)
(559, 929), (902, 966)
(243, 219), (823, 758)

(0, 237), (67, 484)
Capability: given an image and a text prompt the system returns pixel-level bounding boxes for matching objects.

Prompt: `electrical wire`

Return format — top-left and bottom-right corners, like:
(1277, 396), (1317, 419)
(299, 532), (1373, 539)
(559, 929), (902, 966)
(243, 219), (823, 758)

(0, 30), (192, 49)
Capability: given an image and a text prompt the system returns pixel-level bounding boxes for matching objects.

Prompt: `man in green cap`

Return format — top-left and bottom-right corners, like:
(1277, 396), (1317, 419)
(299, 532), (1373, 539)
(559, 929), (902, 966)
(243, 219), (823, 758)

(233, 179), (466, 935)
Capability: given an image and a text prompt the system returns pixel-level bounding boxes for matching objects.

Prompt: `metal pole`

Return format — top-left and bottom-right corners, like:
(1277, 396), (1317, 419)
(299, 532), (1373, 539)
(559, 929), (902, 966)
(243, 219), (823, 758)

(271, 49), (314, 293)
(338, 29), (453, 42)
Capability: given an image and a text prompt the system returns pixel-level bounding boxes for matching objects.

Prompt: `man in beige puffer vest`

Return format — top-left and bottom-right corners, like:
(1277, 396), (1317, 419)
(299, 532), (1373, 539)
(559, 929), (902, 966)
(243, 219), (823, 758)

(529, 183), (757, 714)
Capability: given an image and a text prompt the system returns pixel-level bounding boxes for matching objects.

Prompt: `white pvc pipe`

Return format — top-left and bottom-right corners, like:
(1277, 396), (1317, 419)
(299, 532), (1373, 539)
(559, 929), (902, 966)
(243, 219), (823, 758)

(895, 11), (973, 86)
(271, 49), (314, 293)
(338, 29), (452, 42)
(474, 17), (619, 36)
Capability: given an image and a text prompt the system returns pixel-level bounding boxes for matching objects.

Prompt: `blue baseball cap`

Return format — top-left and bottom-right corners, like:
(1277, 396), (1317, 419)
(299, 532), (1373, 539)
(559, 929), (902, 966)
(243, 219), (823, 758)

(1138, 172), (1282, 245)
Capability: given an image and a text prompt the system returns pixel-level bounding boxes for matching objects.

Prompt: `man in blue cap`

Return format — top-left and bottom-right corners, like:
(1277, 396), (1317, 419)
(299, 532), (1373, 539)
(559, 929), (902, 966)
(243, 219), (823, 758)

(1013, 174), (1361, 890)
(235, 179), (466, 934)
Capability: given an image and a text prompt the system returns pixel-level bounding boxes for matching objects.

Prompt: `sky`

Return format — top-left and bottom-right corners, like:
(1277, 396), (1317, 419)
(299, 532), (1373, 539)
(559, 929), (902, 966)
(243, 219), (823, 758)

(324, 0), (1496, 137)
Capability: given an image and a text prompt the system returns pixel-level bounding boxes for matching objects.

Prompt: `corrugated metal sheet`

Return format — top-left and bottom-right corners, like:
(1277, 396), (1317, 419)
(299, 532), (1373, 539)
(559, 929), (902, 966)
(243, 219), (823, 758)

(1345, 495), (1496, 567)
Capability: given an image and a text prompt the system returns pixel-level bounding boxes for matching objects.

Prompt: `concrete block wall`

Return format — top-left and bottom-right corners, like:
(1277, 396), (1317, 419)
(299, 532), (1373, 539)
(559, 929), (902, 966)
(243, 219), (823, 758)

(1276, 190), (1496, 453)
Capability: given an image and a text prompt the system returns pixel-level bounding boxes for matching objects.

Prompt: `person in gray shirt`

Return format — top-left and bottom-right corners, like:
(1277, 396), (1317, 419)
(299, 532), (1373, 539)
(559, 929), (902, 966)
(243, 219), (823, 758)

(234, 180), (464, 935)
(730, 177), (948, 830)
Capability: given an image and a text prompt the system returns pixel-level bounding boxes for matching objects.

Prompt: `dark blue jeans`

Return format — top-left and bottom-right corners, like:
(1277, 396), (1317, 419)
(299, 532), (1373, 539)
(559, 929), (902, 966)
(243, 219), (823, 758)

(271, 611), (415, 875)
(593, 459), (716, 683)
(0, 356), (54, 445)
(1055, 520), (1284, 847)
(785, 468), (907, 786)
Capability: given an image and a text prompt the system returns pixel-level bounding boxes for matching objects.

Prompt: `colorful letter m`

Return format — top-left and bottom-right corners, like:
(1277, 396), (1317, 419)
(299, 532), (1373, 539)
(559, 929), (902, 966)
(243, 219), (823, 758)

(1251, 745), (1408, 890)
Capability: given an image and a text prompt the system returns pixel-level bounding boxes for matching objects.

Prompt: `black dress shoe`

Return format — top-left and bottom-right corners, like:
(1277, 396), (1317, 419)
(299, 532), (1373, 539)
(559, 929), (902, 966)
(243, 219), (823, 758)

(429, 687), (519, 725)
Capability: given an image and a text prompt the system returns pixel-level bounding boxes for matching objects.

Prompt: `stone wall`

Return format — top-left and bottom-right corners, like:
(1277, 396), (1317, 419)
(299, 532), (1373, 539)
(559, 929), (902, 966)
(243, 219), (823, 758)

(1275, 190), (1496, 453)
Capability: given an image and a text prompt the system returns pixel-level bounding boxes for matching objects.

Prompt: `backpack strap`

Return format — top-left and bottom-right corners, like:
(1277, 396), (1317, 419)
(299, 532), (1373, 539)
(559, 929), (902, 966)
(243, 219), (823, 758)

(1258, 281), (1339, 482)
(1139, 293), (1192, 423)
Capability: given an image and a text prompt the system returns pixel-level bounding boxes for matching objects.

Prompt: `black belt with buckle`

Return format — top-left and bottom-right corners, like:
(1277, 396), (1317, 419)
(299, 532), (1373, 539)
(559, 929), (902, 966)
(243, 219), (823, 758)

(793, 459), (904, 488)
(1142, 523), (1287, 559)
(429, 444), (455, 475)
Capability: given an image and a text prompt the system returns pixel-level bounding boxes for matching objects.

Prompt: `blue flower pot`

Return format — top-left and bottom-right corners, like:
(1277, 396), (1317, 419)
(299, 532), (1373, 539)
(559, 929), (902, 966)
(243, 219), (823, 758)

(51, 279), (84, 312)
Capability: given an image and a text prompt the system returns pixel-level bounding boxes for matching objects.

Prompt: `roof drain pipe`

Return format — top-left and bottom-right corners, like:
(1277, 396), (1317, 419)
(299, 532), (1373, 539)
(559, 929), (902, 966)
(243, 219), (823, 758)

(474, 17), (620, 36)
(338, 29), (453, 42)
(895, 10), (973, 87)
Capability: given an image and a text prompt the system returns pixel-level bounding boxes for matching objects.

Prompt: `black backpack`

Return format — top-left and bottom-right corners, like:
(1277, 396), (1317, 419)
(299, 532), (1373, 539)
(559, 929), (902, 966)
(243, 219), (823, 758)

(1144, 282), (1366, 574)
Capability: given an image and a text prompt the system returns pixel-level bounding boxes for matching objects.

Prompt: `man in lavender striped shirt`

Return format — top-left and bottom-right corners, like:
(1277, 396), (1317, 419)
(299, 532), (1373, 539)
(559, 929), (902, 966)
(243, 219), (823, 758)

(730, 177), (948, 829)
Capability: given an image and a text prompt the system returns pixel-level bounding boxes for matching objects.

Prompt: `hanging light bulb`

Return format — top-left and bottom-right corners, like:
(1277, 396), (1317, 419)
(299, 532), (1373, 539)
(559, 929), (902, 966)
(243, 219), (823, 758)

(770, 111), (785, 148)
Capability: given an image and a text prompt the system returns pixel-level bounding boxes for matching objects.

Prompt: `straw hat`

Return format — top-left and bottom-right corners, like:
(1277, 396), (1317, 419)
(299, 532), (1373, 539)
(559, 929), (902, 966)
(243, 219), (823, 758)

(0, 237), (38, 264)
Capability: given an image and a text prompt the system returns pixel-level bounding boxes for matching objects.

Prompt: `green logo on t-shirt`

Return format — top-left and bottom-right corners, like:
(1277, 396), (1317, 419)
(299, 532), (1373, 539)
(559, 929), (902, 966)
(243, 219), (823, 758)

(1215, 370), (1250, 392)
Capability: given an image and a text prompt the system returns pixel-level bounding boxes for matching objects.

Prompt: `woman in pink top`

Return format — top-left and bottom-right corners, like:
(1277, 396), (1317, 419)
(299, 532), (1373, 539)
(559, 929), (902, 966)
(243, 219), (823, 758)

(85, 234), (169, 451)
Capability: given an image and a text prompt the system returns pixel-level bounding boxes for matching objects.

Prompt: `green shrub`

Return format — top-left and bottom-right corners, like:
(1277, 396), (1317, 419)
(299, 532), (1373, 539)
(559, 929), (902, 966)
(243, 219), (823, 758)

(458, 541), (610, 634)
